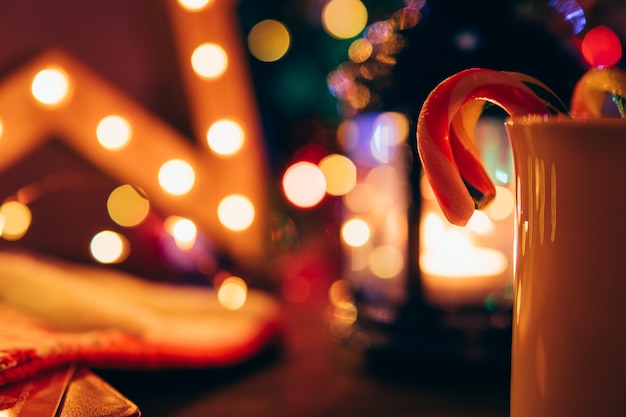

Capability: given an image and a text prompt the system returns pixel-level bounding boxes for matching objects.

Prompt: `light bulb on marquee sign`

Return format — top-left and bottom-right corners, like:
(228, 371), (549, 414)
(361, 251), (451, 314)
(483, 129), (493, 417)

(0, 0), (269, 273)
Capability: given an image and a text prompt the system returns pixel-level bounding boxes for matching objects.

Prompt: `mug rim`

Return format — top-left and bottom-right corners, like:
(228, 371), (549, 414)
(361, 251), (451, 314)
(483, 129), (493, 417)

(506, 114), (626, 127)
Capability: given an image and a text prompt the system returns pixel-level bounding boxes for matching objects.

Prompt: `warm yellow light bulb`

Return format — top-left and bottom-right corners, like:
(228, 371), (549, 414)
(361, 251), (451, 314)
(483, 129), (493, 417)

(96, 115), (132, 150)
(0, 201), (32, 240)
(191, 43), (228, 79)
(206, 119), (245, 156)
(90, 230), (129, 264)
(158, 159), (195, 196)
(165, 216), (197, 250)
(31, 68), (70, 106)
(218, 194), (255, 231)
(177, 0), (211, 11)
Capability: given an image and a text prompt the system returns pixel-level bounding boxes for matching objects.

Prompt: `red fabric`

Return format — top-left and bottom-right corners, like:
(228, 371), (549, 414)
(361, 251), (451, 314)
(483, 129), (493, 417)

(0, 252), (284, 387)
(0, 305), (282, 387)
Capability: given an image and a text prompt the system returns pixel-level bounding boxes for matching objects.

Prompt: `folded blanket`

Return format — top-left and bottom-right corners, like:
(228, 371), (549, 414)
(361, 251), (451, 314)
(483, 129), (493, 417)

(0, 251), (283, 386)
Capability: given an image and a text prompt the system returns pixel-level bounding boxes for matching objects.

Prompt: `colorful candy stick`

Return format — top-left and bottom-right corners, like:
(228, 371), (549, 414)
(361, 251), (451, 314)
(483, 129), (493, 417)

(417, 68), (555, 226)
(571, 66), (626, 117)
(448, 100), (493, 206)
(446, 72), (568, 213)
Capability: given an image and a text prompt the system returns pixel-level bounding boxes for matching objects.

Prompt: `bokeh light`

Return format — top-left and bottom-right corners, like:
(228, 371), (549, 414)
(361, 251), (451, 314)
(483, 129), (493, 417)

(369, 245), (404, 279)
(364, 20), (393, 45)
(337, 119), (359, 152)
(331, 300), (358, 326)
(177, 0), (211, 11)
(467, 211), (496, 236)
(0, 201), (32, 240)
(282, 161), (326, 208)
(96, 115), (132, 150)
(582, 25), (622, 67)
(484, 185), (515, 220)
(343, 183), (374, 213)
(191, 43), (228, 79)
(365, 165), (401, 210)
(322, 0), (368, 40)
(341, 218), (370, 247)
(370, 112), (409, 163)
(420, 230), (507, 277)
(248, 19), (291, 62)
(217, 276), (248, 310)
(549, 0), (586, 35)
(158, 159), (195, 195)
(31, 68), (70, 106)
(206, 119), (245, 156)
(348, 38), (373, 63)
(328, 279), (352, 306)
(318, 154), (357, 196)
(107, 184), (150, 227)
(165, 216), (197, 250)
(90, 230), (129, 264)
(217, 194), (255, 231)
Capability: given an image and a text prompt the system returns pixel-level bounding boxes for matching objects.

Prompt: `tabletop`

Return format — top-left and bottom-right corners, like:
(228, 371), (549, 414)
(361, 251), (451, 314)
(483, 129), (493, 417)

(100, 297), (511, 417)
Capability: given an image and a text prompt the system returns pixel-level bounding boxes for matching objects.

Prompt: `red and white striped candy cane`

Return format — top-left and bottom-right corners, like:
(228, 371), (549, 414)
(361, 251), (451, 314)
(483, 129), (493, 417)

(417, 68), (556, 226)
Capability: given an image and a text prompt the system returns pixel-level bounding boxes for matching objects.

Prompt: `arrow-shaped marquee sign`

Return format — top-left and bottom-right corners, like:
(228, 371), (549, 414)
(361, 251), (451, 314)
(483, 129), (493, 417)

(0, 0), (269, 273)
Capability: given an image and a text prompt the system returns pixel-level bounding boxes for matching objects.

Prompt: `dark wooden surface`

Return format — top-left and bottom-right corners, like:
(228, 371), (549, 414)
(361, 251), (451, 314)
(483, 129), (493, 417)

(100, 299), (511, 417)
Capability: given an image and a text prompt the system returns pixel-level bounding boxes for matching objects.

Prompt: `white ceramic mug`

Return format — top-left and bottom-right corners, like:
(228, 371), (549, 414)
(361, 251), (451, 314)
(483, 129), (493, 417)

(506, 115), (626, 417)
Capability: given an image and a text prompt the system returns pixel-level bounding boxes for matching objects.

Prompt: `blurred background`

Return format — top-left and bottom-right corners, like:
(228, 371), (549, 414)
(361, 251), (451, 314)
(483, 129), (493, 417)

(0, 0), (624, 369)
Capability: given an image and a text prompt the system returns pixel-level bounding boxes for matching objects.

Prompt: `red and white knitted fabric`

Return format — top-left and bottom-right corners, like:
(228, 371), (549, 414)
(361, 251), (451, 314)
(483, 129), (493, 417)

(0, 252), (283, 387)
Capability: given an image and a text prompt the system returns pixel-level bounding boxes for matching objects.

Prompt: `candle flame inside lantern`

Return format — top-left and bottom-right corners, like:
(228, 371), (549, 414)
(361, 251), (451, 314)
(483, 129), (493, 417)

(419, 172), (511, 281)
(420, 229), (507, 277)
